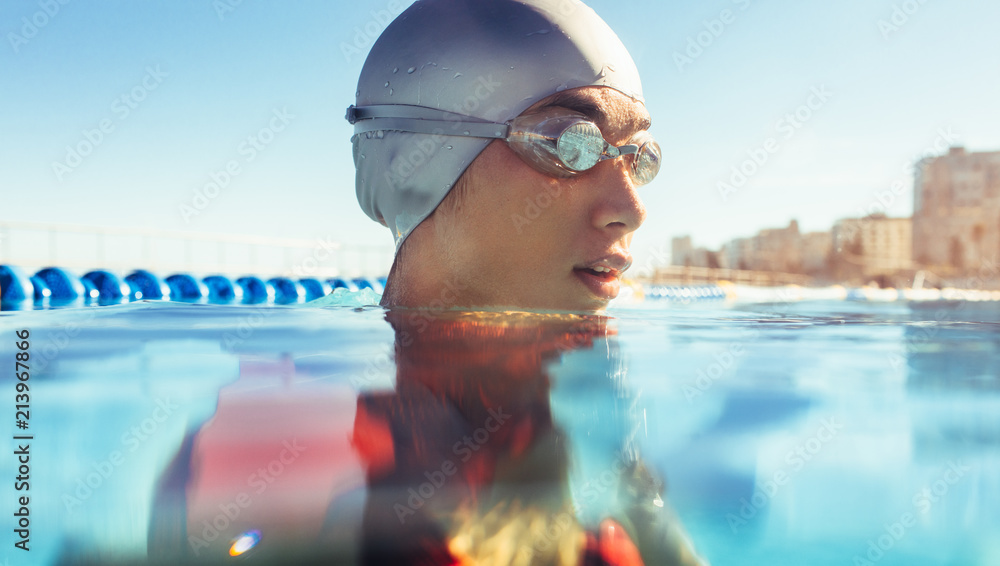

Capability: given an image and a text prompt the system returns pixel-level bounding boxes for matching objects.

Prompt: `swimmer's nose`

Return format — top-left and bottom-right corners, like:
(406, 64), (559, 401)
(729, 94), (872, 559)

(591, 160), (647, 235)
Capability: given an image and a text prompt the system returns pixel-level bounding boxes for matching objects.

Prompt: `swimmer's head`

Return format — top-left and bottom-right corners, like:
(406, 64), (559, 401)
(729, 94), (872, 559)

(349, 0), (652, 311)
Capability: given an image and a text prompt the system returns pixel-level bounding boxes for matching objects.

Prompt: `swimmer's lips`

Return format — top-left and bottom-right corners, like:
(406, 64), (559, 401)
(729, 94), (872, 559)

(573, 257), (631, 301)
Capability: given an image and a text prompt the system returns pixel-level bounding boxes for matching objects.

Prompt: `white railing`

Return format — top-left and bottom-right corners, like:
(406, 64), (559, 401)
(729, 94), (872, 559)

(0, 221), (393, 280)
(646, 265), (814, 287)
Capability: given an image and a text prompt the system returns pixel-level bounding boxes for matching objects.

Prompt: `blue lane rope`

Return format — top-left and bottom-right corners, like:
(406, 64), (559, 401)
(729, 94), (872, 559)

(0, 264), (387, 310)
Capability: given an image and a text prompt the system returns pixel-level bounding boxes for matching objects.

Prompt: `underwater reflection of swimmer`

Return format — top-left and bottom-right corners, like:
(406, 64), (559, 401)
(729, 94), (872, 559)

(146, 313), (706, 565)
(148, 354), (367, 564)
(353, 311), (707, 565)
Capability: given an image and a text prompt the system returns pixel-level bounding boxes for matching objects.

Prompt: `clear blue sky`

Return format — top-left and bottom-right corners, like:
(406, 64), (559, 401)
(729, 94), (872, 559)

(3, 0), (999, 274)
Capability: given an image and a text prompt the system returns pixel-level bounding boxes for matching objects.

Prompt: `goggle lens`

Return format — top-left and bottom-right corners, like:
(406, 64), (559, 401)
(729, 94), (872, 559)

(508, 110), (660, 186)
(631, 134), (661, 186)
(557, 122), (606, 172)
(555, 125), (661, 186)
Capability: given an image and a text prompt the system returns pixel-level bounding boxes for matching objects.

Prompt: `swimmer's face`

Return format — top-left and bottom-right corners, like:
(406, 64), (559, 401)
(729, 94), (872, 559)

(411, 86), (649, 312)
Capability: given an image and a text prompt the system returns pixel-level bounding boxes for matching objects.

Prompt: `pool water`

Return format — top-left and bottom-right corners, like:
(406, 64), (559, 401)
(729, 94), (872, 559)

(1, 297), (998, 565)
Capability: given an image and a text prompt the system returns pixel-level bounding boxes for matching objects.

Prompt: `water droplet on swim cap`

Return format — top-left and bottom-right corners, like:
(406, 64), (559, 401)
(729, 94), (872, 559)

(393, 67), (398, 73)
(407, 67), (416, 74)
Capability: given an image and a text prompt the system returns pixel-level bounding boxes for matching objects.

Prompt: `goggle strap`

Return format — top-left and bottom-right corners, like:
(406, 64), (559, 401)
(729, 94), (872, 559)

(347, 104), (509, 139)
(347, 104), (475, 123)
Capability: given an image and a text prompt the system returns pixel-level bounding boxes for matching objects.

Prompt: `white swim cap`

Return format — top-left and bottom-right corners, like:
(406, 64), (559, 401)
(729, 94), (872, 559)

(350, 0), (644, 250)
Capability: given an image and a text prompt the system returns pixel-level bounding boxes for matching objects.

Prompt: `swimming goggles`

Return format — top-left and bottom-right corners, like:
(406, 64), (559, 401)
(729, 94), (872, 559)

(346, 104), (661, 185)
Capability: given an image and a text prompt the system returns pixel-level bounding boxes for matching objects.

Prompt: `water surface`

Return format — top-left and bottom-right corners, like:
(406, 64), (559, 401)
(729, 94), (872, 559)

(1, 299), (997, 565)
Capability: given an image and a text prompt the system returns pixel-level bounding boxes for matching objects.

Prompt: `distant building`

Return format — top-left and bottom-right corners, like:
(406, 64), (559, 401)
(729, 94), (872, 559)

(671, 236), (693, 266)
(709, 220), (830, 276)
(801, 231), (833, 276)
(750, 220), (802, 273)
(721, 237), (753, 271)
(715, 220), (829, 275)
(831, 214), (912, 283)
(671, 235), (718, 268)
(913, 147), (1000, 275)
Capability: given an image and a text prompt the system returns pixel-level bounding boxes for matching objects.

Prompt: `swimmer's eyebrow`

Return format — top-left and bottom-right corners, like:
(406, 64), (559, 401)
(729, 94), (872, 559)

(533, 91), (652, 135)
(535, 92), (604, 122)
